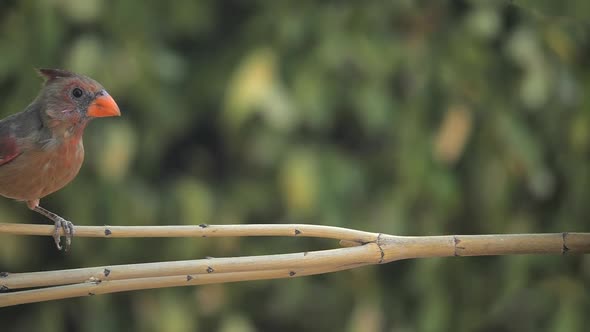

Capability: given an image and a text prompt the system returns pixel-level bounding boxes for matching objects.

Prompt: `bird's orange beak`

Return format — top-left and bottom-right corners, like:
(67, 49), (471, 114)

(87, 93), (121, 118)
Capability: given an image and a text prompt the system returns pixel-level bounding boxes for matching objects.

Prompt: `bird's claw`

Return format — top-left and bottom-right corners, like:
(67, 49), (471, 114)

(53, 218), (75, 251)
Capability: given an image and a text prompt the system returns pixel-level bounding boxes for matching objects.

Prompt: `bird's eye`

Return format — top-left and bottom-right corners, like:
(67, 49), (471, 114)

(72, 88), (83, 98)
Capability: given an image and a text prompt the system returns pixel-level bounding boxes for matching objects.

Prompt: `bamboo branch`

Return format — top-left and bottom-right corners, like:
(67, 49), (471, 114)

(1, 222), (589, 307)
(0, 223), (378, 242)
(0, 264), (369, 307)
(1, 244), (380, 289)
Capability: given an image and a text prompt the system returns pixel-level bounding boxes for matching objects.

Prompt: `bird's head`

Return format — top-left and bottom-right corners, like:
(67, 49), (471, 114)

(36, 68), (120, 126)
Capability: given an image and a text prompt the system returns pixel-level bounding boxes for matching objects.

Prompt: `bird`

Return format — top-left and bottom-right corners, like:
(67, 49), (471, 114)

(0, 68), (120, 250)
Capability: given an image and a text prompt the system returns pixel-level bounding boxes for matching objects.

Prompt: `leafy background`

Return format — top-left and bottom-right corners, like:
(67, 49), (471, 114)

(1, 1), (589, 331)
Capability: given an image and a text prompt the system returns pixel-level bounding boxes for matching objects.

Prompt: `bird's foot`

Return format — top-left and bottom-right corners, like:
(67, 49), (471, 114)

(31, 205), (76, 251)
(53, 218), (75, 251)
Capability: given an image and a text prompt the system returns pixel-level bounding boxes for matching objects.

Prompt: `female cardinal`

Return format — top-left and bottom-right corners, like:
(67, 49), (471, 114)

(0, 68), (120, 250)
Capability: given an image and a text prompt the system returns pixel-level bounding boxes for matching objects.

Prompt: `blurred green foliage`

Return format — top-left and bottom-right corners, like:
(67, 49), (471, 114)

(1, 0), (589, 331)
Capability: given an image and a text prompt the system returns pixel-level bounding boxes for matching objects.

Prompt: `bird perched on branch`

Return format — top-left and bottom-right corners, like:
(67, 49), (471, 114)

(0, 68), (120, 250)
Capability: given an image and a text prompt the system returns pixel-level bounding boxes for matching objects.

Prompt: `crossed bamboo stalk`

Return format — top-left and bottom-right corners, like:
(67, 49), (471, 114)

(1, 223), (589, 307)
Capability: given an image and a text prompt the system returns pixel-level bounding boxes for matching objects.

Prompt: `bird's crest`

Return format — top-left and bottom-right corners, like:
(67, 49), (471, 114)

(36, 68), (75, 81)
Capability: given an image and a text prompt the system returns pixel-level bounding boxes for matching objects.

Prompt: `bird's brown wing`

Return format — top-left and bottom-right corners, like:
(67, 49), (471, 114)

(0, 103), (47, 167)
(0, 135), (20, 166)
(0, 109), (39, 167)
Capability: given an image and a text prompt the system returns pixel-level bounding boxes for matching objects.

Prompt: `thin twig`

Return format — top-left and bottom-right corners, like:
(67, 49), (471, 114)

(0, 223), (378, 242)
(0, 264), (369, 307)
(1, 244), (381, 289)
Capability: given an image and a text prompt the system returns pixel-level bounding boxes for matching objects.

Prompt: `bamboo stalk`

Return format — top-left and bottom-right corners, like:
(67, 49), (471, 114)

(0, 222), (589, 307)
(1, 244), (381, 289)
(379, 233), (590, 261)
(0, 223), (378, 243)
(0, 263), (369, 307)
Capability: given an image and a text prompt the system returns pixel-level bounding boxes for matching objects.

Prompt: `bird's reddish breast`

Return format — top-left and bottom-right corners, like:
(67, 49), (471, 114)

(0, 135), (85, 201)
